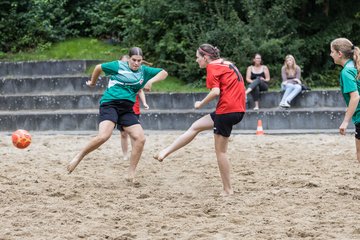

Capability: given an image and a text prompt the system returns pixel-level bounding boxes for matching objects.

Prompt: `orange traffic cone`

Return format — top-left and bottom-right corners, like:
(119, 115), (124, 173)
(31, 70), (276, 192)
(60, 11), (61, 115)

(256, 119), (264, 135)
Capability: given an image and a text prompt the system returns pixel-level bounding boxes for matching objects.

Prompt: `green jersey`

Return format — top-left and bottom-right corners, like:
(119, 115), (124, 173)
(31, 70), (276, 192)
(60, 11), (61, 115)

(100, 60), (162, 104)
(339, 60), (360, 124)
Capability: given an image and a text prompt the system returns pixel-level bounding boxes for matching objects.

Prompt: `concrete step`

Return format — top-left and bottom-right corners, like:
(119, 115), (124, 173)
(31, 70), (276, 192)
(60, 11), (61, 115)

(141, 107), (350, 130)
(0, 60), (100, 77)
(0, 92), (215, 111)
(146, 91), (347, 109)
(0, 108), (350, 131)
(0, 76), (106, 94)
(0, 109), (97, 131)
(0, 93), (102, 110)
(0, 90), (347, 110)
(0, 73), (345, 109)
(246, 90), (346, 108)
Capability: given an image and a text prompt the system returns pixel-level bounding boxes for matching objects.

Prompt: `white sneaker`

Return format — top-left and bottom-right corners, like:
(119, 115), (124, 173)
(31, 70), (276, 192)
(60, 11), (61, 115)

(279, 102), (290, 108)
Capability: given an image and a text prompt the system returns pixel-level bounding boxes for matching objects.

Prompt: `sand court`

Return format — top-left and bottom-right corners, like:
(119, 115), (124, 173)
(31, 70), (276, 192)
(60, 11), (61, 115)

(1, 131), (360, 239)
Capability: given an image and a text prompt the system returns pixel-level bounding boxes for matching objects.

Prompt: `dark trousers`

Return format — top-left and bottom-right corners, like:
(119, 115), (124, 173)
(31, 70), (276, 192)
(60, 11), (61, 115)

(248, 78), (269, 101)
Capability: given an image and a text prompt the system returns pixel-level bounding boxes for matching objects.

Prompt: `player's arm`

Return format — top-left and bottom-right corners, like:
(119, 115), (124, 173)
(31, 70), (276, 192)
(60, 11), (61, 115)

(143, 70), (168, 91)
(138, 89), (149, 109)
(86, 64), (102, 87)
(194, 87), (220, 109)
(340, 91), (360, 135)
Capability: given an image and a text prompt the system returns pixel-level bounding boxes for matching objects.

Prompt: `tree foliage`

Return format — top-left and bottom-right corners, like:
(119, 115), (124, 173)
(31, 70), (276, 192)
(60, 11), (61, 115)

(0, 0), (359, 87)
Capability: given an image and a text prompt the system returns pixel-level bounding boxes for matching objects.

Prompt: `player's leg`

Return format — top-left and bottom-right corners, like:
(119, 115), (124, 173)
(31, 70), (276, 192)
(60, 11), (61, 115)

(124, 124), (146, 181)
(214, 134), (232, 196)
(67, 120), (115, 173)
(120, 130), (129, 160)
(356, 138), (360, 163)
(355, 124), (360, 163)
(213, 112), (244, 196)
(154, 114), (213, 162)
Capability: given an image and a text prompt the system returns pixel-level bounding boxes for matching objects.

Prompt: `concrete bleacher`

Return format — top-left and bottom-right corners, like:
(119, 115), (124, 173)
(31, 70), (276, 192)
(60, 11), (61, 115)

(0, 60), (100, 77)
(0, 60), (349, 132)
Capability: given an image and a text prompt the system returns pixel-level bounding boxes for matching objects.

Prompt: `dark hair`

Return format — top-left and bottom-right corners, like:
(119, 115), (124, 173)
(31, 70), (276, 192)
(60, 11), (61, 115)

(129, 47), (143, 57)
(142, 60), (153, 66)
(252, 53), (263, 65)
(197, 44), (220, 60)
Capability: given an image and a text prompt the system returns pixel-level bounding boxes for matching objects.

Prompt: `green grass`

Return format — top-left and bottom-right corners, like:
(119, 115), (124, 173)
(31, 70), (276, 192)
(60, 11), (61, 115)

(3, 38), (127, 62)
(151, 76), (208, 92)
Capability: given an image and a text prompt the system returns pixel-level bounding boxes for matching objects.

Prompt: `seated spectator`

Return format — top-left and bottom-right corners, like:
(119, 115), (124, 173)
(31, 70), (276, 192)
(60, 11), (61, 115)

(279, 55), (302, 108)
(245, 53), (271, 110)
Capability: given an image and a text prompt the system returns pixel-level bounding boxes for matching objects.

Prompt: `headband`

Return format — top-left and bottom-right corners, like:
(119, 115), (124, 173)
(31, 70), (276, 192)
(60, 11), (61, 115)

(198, 46), (219, 57)
(198, 47), (211, 56)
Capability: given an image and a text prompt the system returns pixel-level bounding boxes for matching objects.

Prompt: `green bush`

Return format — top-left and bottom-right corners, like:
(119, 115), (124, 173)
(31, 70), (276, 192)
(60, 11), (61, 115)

(1, 0), (360, 88)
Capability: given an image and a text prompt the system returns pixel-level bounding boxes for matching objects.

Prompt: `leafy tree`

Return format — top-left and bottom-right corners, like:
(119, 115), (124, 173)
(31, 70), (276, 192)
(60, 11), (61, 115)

(1, 0), (360, 88)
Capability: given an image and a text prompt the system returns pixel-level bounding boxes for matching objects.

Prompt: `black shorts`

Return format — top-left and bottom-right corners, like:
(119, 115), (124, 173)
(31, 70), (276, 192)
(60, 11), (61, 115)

(210, 111), (245, 137)
(119, 114), (140, 131)
(355, 123), (360, 139)
(99, 100), (140, 131)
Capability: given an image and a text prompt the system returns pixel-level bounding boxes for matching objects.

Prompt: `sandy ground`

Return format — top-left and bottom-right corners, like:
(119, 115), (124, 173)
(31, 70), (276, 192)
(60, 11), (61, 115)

(1, 131), (360, 240)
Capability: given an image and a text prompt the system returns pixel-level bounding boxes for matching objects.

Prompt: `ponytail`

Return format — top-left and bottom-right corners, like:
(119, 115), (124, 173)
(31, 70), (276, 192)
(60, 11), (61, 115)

(353, 46), (360, 79)
(141, 60), (153, 66)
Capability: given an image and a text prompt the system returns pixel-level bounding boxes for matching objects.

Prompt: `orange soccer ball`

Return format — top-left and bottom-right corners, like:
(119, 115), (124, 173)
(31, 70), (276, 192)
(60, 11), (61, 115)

(12, 129), (32, 149)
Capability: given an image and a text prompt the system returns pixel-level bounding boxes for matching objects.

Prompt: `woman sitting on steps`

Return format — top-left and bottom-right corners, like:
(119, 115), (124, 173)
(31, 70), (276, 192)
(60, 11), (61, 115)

(245, 53), (271, 110)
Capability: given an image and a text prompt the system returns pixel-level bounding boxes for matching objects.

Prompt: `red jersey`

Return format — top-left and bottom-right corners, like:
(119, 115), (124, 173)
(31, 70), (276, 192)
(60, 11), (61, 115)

(133, 95), (140, 115)
(206, 59), (246, 114)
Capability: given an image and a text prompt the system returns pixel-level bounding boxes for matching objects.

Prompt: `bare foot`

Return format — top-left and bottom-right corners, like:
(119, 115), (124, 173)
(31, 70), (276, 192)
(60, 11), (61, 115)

(125, 174), (140, 187)
(125, 176), (134, 184)
(125, 176), (140, 187)
(153, 150), (167, 162)
(126, 170), (136, 182)
(221, 189), (234, 197)
(123, 155), (129, 161)
(67, 154), (82, 174)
